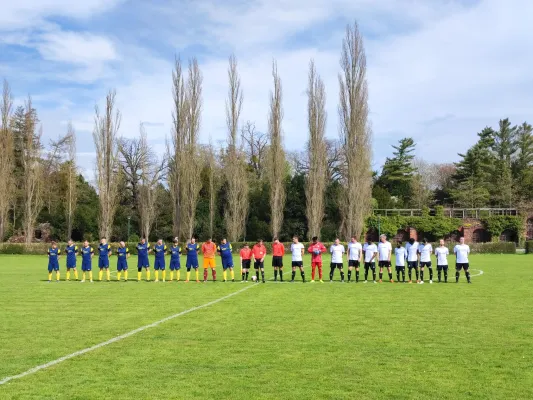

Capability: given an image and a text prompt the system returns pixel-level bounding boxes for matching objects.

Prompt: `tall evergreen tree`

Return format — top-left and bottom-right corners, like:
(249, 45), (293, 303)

(378, 137), (416, 203)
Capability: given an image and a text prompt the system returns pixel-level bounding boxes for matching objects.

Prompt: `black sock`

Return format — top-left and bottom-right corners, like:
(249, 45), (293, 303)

(420, 270), (424, 281)
(301, 271), (305, 282)
(379, 272), (383, 280)
(444, 270), (448, 282)
(396, 272), (400, 281)
(415, 269), (419, 280)
(429, 267), (433, 280)
(465, 271), (471, 282)
(279, 270), (283, 281)
(340, 271), (345, 281)
(274, 269), (278, 280)
(456, 271), (460, 282)
(364, 268), (368, 280)
(388, 271), (393, 280)
(242, 272), (245, 280)
(372, 271), (376, 281)
(402, 271), (405, 282)
(356, 270), (359, 282)
(261, 270), (265, 281)
(291, 271), (296, 281)
(408, 269), (412, 281)
(348, 270), (352, 281)
(245, 271), (249, 280)
(330, 266), (335, 280)
(438, 270), (441, 281)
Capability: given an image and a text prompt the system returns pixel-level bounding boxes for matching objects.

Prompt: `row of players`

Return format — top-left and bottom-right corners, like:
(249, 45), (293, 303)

(45, 235), (473, 284)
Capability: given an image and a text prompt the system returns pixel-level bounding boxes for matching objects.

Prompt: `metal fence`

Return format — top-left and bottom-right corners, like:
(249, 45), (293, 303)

(372, 208), (518, 218)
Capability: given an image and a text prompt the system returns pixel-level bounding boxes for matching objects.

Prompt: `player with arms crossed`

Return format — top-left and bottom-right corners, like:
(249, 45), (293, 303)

(308, 236), (326, 283)
(290, 236), (306, 283)
(116, 241), (130, 281)
(395, 241), (407, 283)
(98, 237), (112, 282)
(168, 238), (182, 282)
(80, 240), (94, 283)
(153, 239), (167, 282)
(218, 239), (235, 282)
(418, 238), (433, 284)
(377, 234), (393, 283)
(47, 241), (61, 282)
(435, 239), (449, 283)
(272, 237), (285, 282)
(347, 236), (362, 283)
(185, 238), (200, 282)
(406, 238), (420, 283)
(65, 240), (79, 281)
(136, 238), (151, 282)
(252, 239), (266, 283)
(329, 238), (346, 282)
(454, 237), (472, 284)
(363, 238), (378, 283)
(240, 243), (252, 282)
(202, 238), (217, 282)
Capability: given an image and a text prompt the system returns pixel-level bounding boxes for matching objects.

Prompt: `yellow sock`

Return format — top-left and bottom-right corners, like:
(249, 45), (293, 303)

(99, 270), (103, 281)
(162, 270), (166, 281)
(66, 270), (71, 281)
(186, 271), (190, 281)
(56, 271), (60, 281)
(74, 269), (79, 280)
(48, 272), (52, 281)
(195, 270), (199, 281)
(117, 272), (121, 281)
(82, 272), (86, 280)
(223, 270), (227, 281)
(88, 271), (93, 281)
(169, 271), (174, 281)
(146, 270), (151, 281)
(138, 271), (142, 281)
(177, 270), (181, 281)
(231, 270), (235, 280)
(124, 270), (128, 281)
(106, 270), (110, 280)
(155, 270), (159, 281)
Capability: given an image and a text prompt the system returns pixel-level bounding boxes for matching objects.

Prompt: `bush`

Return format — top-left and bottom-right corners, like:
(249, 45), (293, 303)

(469, 242), (516, 254)
(525, 241), (533, 254)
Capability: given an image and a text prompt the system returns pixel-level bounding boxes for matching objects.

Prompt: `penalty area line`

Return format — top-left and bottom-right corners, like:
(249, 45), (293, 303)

(0, 284), (257, 386)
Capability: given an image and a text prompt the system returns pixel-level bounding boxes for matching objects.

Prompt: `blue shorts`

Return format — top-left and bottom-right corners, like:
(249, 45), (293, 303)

(138, 257), (150, 268)
(82, 261), (92, 271)
(66, 260), (77, 269)
(170, 260), (181, 270)
(154, 258), (165, 270)
(222, 258), (234, 269)
(48, 261), (59, 272)
(98, 258), (109, 268)
(117, 260), (128, 271)
(186, 259), (199, 269)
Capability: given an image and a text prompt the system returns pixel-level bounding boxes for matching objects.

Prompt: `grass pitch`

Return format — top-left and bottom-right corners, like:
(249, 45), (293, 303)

(0, 254), (532, 399)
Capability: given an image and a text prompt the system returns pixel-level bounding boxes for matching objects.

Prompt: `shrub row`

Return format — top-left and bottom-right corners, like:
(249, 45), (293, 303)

(525, 241), (533, 254)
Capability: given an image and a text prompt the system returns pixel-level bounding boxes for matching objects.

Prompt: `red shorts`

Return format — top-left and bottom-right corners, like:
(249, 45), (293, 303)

(311, 262), (322, 268)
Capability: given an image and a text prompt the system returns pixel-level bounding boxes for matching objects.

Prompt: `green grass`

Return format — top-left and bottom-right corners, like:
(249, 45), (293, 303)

(0, 254), (532, 399)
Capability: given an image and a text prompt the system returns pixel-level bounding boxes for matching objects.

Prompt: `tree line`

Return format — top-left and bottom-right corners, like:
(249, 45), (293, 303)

(0, 21), (531, 245)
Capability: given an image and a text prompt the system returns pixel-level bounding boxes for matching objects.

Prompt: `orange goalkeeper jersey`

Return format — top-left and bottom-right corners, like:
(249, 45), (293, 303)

(202, 242), (216, 259)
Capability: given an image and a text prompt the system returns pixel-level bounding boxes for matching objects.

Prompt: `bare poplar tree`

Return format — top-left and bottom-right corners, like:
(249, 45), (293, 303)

(0, 80), (14, 241)
(206, 141), (218, 238)
(168, 56), (188, 239)
(338, 22), (372, 238)
(93, 90), (121, 239)
(180, 58), (203, 239)
(22, 97), (43, 244)
(65, 122), (77, 238)
(305, 60), (327, 239)
(224, 55), (248, 242)
(267, 61), (286, 238)
(241, 121), (267, 179)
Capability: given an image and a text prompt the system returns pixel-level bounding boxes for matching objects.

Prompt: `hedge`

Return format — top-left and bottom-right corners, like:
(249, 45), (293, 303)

(0, 240), (517, 255)
(525, 241), (533, 254)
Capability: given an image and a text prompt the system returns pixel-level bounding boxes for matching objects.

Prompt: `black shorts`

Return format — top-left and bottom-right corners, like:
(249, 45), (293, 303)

(420, 261), (432, 268)
(407, 261), (418, 269)
(437, 264), (448, 271)
(395, 265), (405, 271)
(364, 262), (375, 270)
(456, 263), (469, 271)
(379, 261), (391, 268)
(331, 262), (343, 269)
(242, 260), (251, 269)
(272, 256), (283, 267)
(292, 261), (303, 267)
(254, 260), (264, 269)
(348, 260), (360, 267)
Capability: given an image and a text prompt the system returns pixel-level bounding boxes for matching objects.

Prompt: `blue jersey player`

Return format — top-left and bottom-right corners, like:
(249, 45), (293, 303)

(80, 240), (94, 283)
(185, 238), (200, 282)
(168, 238), (182, 282)
(47, 241), (61, 282)
(217, 238), (234, 282)
(116, 241), (130, 281)
(98, 237), (112, 281)
(65, 240), (79, 281)
(136, 238), (151, 281)
(153, 239), (167, 282)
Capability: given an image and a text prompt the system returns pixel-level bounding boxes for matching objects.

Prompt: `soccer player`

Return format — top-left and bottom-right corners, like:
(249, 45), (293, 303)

(347, 236), (362, 283)
(363, 238), (378, 283)
(418, 238), (433, 284)
(395, 241), (407, 283)
(47, 241), (61, 282)
(329, 238), (346, 282)
(290, 236), (306, 283)
(406, 238), (420, 283)
(136, 238), (151, 281)
(377, 234), (393, 283)
(308, 236), (326, 283)
(202, 238), (217, 282)
(153, 239), (167, 282)
(80, 240), (94, 283)
(252, 239), (266, 283)
(65, 239), (79, 281)
(217, 238), (235, 282)
(435, 239), (449, 283)
(272, 237), (285, 282)
(240, 243), (252, 282)
(116, 241), (130, 281)
(168, 238), (182, 282)
(454, 237), (472, 283)
(98, 237), (112, 282)
(185, 238), (200, 282)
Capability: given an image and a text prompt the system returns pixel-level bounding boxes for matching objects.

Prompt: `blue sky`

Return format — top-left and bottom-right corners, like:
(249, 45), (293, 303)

(1, 0), (532, 180)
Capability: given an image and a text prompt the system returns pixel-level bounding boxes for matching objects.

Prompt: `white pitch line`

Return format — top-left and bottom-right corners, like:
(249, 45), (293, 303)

(0, 284), (257, 386)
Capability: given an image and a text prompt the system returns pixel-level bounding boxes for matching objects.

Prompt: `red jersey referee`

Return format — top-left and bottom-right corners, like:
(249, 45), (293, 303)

(272, 238), (285, 282)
